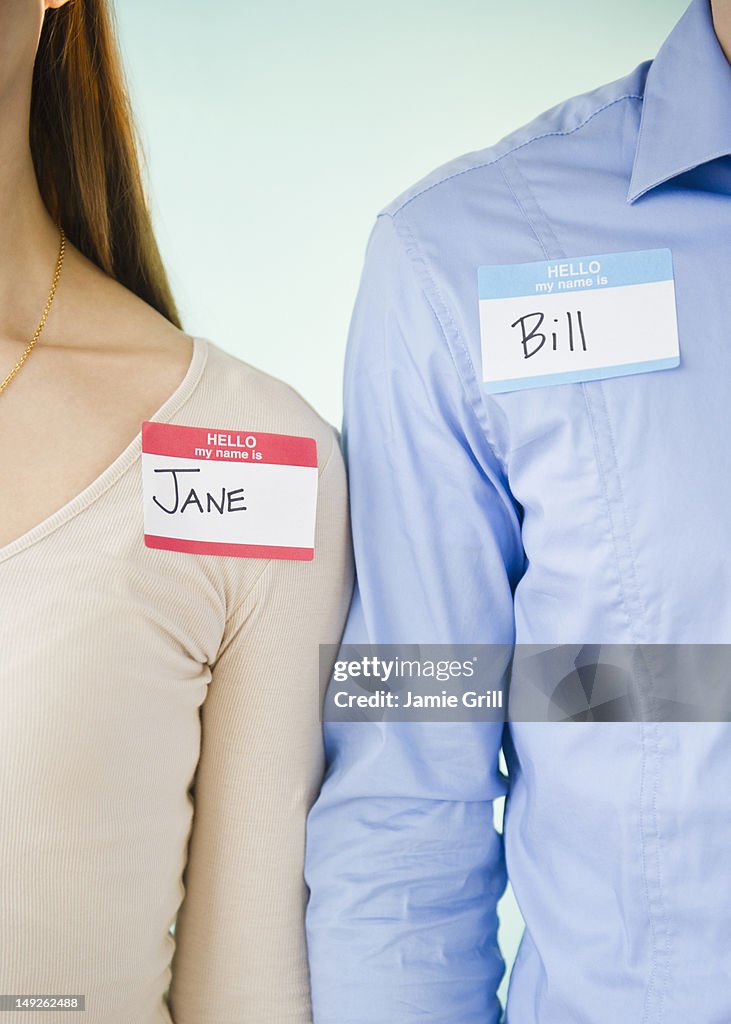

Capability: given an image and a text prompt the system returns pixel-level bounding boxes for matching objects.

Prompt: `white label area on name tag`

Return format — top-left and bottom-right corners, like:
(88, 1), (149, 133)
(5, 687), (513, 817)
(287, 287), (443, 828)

(141, 422), (318, 560)
(478, 248), (680, 394)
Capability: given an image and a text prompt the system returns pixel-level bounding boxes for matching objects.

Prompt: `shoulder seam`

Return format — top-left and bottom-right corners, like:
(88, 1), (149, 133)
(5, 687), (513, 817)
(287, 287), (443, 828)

(317, 427), (339, 481)
(385, 214), (511, 482)
(217, 557), (273, 643)
(390, 92), (644, 217)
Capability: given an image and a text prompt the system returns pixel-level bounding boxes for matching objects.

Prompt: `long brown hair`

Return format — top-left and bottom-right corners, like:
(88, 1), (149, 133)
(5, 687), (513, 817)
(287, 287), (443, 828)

(30, 0), (182, 328)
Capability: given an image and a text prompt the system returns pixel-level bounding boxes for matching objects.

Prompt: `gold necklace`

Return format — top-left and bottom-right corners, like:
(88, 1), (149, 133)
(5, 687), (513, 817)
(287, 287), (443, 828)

(0, 225), (66, 396)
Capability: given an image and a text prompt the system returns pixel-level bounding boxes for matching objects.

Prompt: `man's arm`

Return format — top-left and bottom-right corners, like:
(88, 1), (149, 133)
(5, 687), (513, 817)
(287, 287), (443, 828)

(305, 213), (525, 1023)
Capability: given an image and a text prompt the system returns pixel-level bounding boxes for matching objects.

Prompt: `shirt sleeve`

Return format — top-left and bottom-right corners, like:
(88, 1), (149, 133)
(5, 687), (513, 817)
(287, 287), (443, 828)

(304, 213), (525, 1024)
(166, 428), (354, 1024)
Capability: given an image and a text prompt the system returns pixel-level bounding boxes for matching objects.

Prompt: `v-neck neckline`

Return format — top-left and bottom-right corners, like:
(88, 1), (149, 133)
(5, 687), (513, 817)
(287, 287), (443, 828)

(0, 334), (209, 566)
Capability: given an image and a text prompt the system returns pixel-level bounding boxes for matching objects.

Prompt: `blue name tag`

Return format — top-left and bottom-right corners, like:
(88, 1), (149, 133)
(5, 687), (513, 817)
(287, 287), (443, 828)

(478, 248), (680, 394)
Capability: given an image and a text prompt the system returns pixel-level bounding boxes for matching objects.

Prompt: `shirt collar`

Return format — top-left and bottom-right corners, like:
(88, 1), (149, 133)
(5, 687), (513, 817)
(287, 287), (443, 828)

(627, 0), (731, 203)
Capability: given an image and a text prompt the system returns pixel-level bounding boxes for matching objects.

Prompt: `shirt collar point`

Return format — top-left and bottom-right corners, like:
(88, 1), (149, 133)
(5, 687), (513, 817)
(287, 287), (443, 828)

(626, 174), (650, 205)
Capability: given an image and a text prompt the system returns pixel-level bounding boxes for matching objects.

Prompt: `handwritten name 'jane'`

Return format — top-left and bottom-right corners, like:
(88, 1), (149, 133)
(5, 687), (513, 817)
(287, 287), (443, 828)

(152, 467), (247, 515)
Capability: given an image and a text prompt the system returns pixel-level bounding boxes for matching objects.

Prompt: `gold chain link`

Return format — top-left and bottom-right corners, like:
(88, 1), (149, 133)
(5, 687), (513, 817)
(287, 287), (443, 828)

(0, 225), (66, 396)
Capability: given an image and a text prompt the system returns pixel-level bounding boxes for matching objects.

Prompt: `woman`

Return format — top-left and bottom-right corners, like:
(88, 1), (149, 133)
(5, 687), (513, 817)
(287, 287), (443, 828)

(0, 2), (353, 1022)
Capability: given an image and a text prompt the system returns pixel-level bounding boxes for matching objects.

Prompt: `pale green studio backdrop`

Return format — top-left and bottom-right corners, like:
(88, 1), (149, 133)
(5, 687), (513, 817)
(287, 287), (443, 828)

(113, 0), (689, 1002)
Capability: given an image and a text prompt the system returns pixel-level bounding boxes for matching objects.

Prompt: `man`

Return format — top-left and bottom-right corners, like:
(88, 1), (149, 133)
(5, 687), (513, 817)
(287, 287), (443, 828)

(305, 0), (731, 1020)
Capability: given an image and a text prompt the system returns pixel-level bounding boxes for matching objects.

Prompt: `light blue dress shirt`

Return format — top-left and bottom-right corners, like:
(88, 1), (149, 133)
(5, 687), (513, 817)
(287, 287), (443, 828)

(304, 0), (731, 1020)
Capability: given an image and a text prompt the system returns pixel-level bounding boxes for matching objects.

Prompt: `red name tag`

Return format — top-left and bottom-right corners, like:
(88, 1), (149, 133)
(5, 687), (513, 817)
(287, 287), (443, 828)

(141, 422), (318, 560)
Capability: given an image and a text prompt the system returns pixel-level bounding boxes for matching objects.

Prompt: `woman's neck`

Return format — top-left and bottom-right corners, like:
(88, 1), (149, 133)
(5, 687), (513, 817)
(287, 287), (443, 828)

(0, 96), (66, 349)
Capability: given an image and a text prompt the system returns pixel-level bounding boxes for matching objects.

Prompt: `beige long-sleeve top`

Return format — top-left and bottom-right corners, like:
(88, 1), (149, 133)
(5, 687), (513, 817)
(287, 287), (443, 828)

(0, 336), (354, 1023)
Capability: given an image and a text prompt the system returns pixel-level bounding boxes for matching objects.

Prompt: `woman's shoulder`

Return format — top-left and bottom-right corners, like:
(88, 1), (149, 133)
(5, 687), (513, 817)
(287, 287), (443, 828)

(191, 337), (341, 471)
(68, 249), (341, 471)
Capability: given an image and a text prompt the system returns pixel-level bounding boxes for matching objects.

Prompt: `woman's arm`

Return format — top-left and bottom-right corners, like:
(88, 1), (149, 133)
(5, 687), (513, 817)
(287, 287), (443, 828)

(167, 428), (353, 1024)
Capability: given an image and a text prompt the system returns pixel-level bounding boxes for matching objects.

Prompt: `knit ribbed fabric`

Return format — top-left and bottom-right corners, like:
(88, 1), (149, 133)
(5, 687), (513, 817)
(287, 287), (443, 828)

(0, 336), (354, 1023)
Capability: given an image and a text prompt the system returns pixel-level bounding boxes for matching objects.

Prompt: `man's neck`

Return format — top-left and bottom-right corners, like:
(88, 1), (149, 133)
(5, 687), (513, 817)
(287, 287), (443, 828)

(711, 0), (731, 63)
